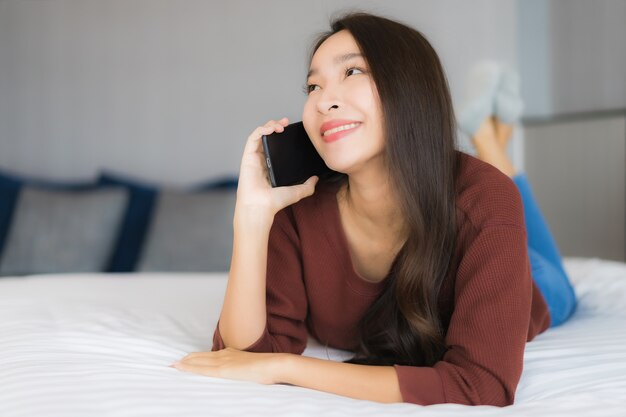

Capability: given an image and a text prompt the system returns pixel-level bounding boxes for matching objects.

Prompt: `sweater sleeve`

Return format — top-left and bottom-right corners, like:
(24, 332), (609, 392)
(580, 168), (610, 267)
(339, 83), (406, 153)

(393, 225), (533, 406)
(212, 207), (309, 354)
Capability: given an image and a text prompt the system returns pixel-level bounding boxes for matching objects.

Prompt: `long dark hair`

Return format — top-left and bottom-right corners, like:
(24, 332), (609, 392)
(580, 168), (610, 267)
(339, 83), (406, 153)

(307, 12), (459, 366)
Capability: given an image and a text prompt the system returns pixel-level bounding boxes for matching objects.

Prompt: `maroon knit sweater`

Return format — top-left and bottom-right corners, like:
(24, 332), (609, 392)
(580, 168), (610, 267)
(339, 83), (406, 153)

(213, 151), (551, 406)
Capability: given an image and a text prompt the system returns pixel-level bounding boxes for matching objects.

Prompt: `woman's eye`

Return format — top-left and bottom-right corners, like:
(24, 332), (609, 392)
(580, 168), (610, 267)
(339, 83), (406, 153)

(302, 67), (364, 95)
(305, 84), (319, 94)
(346, 67), (364, 76)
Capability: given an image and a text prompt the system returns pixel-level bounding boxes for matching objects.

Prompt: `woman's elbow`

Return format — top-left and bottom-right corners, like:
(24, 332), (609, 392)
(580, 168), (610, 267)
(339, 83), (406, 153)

(447, 373), (517, 406)
(473, 381), (516, 407)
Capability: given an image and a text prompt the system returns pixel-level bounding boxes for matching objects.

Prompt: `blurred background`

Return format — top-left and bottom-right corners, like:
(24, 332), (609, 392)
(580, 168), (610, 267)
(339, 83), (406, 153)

(0, 0), (624, 267)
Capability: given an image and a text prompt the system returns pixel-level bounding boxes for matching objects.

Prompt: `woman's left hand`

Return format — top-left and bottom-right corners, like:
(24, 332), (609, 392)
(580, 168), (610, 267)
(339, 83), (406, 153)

(169, 347), (284, 385)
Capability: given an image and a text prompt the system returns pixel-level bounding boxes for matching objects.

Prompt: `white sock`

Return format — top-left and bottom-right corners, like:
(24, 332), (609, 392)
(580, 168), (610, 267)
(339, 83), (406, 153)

(457, 60), (503, 137)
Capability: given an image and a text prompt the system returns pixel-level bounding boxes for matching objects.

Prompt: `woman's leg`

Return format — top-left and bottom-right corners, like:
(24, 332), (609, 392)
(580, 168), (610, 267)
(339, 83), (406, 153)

(528, 247), (577, 327)
(471, 117), (577, 327)
(511, 172), (566, 274)
(490, 119), (566, 274)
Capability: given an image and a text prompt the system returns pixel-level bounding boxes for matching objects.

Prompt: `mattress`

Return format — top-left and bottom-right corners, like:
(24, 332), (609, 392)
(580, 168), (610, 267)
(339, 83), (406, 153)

(1, 257), (625, 416)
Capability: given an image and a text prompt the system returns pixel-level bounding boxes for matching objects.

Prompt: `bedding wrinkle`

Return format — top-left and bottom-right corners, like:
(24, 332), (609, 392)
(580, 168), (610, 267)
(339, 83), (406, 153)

(0, 261), (625, 416)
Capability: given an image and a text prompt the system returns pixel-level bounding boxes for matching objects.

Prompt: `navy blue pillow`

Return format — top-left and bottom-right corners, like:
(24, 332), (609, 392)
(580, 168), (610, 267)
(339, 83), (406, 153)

(0, 169), (96, 260)
(0, 172), (22, 259)
(192, 175), (238, 191)
(97, 172), (158, 272)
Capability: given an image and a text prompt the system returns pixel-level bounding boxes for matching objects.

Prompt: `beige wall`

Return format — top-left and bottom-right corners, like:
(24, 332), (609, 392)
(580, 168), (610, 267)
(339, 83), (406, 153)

(0, 0), (518, 185)
(518, 0), (626, 118)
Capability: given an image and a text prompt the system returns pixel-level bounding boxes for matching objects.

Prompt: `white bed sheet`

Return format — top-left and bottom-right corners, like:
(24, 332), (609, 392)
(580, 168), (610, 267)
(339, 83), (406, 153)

(1, 257), (625, 416)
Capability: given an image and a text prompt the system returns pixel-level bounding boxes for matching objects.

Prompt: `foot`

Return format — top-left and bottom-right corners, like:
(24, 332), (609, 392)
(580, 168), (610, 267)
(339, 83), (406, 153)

(471, 116), (517, 178)
(457, 61), (503, 138)
(493, 65), (524, 125)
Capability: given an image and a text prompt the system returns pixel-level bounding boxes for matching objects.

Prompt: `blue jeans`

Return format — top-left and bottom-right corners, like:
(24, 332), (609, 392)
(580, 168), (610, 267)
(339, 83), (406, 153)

(513, 173), (577, 327)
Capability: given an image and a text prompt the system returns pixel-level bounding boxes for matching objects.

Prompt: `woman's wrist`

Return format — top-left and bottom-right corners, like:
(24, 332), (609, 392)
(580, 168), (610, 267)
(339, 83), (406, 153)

(233, 205), (274, 232)
(269, 353), (296, 384)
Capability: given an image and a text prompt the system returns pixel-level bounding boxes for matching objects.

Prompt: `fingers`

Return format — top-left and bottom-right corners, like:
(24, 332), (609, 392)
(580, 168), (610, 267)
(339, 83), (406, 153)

(273, 175), (319, 210)
(176, 347), (233, 362)
(291, 176), (319, 200)
(170, 348), (238, 371)
(170, 353), (215, 369)
(303, 175), (319, 187)
(243, 117), (289, 156)
(170, 361), (213, 376)
(178, 356), (215, 366)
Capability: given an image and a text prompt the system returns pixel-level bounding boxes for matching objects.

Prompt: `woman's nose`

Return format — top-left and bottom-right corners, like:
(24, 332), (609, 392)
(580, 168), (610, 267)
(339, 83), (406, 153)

(316, 86), (342, 114)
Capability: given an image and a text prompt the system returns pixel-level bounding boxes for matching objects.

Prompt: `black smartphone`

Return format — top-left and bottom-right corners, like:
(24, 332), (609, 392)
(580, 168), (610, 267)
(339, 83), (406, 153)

(262, 121), (334, 187)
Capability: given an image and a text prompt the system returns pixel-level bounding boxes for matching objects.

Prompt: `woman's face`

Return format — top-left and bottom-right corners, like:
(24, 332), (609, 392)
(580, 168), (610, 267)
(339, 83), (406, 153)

(302, 30), (385, 175)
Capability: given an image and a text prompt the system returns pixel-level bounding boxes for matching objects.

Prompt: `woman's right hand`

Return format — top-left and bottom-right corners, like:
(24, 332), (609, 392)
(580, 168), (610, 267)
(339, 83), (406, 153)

(235, 117), (319, 219)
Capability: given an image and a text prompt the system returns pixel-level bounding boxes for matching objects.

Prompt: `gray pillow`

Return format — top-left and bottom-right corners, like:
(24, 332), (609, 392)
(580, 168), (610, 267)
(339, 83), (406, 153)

(0, 187), (128, 276)
(137, 189), (236, 272)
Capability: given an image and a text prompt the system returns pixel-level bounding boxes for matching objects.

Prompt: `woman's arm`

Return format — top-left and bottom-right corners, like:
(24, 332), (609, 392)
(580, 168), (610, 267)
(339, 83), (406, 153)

(217, 207), (274, 350)
(275, 354), (403, 403)
(171, 347), (402, 404)
(216, 117), (316, 350)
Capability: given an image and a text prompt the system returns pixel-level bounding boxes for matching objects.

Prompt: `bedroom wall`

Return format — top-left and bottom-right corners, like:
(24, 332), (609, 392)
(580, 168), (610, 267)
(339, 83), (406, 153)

(0, 0), (519, 185)
(518, 0), (626, 118)
(548, 0), (626, 115)
(517, 0), (626, 261)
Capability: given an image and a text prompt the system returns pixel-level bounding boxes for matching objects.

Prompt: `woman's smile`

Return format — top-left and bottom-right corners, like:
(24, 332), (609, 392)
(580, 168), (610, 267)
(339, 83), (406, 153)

(321, 121), (362, 143)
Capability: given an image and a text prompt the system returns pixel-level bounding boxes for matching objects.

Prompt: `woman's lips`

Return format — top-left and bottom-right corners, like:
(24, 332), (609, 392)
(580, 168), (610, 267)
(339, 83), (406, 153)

(321, 123), (361, 143)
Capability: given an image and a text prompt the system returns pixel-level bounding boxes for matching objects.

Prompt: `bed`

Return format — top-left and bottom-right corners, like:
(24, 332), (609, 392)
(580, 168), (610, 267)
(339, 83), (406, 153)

(1, 256), (625, 416)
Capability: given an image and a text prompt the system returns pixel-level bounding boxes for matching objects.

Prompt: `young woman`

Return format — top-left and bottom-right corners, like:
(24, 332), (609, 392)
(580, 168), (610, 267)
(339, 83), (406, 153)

(170, 12), (577, 406)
